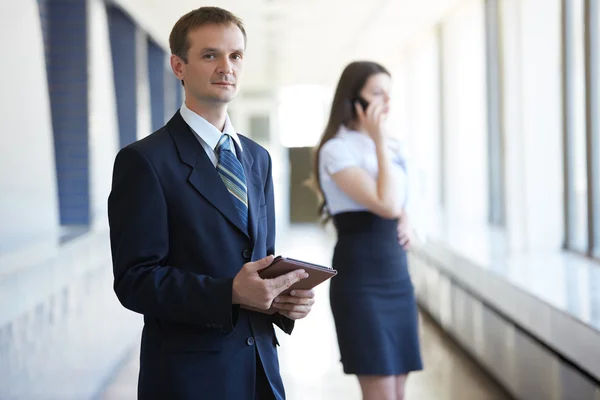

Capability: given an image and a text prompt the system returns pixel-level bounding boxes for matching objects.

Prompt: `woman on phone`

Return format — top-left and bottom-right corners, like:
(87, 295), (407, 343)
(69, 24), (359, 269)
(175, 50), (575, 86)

(313, 61), (422, 400)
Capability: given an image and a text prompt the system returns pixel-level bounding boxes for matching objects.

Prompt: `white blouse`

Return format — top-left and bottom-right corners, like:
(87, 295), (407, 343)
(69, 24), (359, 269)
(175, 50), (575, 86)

(318, 125), (409, 216)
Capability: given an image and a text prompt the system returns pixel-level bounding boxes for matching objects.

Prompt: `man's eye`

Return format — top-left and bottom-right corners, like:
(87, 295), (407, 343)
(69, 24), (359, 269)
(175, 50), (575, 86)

(204, 54), (215, 59)
(231, 54), (242, 60)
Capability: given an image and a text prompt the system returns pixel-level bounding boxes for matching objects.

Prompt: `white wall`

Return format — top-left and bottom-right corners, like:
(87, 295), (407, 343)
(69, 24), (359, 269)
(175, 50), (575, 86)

(88, 0), (120, 229)
(0, 0), (59, 253)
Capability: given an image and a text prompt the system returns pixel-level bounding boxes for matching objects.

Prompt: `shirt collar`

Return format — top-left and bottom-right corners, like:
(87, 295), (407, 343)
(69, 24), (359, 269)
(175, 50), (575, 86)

(180, 101), (243, 152)
(338, 124), (406, 161)
(338, 124), (370, 142)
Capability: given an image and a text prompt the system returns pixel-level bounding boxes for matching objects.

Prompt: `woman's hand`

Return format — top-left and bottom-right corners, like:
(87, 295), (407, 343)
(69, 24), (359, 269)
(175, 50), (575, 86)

(397, 211), (413, 250)
(355, 100), (386, 143)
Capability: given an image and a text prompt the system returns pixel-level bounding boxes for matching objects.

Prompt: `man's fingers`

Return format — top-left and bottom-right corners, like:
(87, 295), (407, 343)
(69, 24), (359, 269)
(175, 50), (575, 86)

(288, 289), (315, 298)
(278, 310), (308, 320)
(269, 269), (308, 292)
(245, 255), (275, 272)
(273, 302), (312, 312)
(274, 295), (315, 305)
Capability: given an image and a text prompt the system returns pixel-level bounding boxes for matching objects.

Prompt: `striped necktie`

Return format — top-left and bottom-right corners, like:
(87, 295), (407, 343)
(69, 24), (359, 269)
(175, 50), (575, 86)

(215, 134), (248, 231)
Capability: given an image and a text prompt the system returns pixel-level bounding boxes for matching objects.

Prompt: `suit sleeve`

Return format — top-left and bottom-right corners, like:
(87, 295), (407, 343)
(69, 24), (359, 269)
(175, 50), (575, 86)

(263, 152), (295, 334)
(108, 146), (237, 330)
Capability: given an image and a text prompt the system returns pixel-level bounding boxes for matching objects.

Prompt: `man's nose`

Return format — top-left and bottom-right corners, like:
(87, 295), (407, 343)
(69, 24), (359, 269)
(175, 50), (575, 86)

(217, 58), (233, 75)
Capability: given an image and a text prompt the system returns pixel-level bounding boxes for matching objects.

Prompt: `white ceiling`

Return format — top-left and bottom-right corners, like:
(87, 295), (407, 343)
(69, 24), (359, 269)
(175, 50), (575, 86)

(112, 0), (460, 90)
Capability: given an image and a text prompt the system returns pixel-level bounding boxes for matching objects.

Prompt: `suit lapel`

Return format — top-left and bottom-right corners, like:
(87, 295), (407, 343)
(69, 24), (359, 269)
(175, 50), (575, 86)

(167, 112), (250, 238)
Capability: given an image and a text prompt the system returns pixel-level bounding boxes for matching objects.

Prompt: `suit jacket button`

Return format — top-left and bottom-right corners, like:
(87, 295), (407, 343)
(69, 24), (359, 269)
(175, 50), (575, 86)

(242, 249), (252, 259)
(246, 337), (255, 346)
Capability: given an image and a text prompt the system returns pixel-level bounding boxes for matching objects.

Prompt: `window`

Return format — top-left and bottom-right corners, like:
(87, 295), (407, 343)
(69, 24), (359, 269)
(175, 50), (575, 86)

(485, 0), (505, 227)
(107, 4), (137, 149)
(563, 0), (589, 253)
(440, 0), (489, 227)
(561, 0), (600, 257)
(249, 115), (271, 144)
(39, 0), (90, 229)
(589, 0), (600, 257)
(278, 85), (331, 148)
(561, 0), (600, 258)
(148, 38), (166, 132)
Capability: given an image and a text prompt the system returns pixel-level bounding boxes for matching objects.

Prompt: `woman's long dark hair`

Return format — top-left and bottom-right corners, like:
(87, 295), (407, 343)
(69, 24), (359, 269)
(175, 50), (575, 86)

(311, 61), (391, 221)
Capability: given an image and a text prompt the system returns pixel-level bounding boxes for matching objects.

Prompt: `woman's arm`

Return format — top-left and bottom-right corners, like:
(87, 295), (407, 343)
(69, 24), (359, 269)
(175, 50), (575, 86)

(330, 102), (402, 219)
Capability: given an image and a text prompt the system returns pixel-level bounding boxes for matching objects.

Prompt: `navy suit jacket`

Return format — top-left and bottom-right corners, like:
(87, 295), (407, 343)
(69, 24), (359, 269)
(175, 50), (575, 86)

(108, 111), (293, 400)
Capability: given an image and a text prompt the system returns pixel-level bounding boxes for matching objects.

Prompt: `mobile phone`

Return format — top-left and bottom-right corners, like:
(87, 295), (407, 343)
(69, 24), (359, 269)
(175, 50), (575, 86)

(352, 96), (369, 113)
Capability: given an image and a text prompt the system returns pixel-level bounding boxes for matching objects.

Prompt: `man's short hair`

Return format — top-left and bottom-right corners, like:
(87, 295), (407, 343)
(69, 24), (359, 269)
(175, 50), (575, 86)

(169, 7), (246, 63)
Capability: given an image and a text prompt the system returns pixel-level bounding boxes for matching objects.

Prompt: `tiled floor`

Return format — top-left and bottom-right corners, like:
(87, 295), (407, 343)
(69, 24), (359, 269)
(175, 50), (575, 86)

(101, 224), (510, 400)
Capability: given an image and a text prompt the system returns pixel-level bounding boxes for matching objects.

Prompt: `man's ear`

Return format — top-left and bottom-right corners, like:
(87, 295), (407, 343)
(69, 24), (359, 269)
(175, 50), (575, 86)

(170, 54), (185, 82)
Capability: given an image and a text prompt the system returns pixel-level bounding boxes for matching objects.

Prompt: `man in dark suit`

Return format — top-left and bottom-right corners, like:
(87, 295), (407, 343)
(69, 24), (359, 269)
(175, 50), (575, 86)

(107, 7), (315, 400)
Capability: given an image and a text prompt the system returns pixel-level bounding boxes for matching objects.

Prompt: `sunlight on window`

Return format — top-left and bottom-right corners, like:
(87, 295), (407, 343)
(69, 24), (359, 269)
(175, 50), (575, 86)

(278, 84), (333, 148)
(569, 0), (589, 252)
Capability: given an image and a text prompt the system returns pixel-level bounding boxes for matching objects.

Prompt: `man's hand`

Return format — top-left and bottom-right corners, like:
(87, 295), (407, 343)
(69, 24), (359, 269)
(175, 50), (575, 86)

(272, 289), (315, 320)
(397, 211), (413, 250)
(232, 255), (309, 310)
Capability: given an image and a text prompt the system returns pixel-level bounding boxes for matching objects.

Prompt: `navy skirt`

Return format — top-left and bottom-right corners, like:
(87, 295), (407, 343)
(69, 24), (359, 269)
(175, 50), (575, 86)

(329, 211), (423, 375)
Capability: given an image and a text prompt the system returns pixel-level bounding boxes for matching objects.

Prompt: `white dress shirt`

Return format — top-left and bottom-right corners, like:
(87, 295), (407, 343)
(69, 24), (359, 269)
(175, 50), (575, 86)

(318, 125), (409, 216)
(179, 102), (243, 167)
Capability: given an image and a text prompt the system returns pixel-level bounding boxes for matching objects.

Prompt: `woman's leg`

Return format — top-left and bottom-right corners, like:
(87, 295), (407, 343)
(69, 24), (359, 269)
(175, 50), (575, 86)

(357, 375), (396, 400)
(395, 374), (408, 400)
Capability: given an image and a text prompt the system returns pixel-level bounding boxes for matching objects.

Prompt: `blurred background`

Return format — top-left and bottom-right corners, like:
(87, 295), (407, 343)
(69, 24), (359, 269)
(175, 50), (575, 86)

(2, 0), (600, 398)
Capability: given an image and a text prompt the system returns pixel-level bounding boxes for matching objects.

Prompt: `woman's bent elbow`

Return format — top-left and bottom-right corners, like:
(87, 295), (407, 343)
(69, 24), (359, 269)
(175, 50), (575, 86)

(375, 205), (403, 220)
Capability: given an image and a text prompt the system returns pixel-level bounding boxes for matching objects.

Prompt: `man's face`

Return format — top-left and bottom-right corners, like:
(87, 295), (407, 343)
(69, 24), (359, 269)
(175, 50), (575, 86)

(173, 23), (245, 105)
